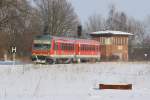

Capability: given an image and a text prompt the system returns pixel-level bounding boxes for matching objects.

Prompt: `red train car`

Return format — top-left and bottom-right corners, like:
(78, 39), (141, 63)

(31, 34), (101, 64)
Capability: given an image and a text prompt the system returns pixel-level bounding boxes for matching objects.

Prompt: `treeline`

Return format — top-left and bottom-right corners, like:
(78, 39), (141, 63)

(84, 4), (149, 45)
(0, 1), (150, 60)
(84, 4), (150, 61)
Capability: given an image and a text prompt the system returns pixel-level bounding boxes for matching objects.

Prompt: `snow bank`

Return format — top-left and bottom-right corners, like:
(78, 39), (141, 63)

(0, 62), (150, 100)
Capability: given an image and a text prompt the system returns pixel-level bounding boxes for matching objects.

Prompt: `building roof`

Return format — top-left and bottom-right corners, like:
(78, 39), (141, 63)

(90, 30), (133, 36)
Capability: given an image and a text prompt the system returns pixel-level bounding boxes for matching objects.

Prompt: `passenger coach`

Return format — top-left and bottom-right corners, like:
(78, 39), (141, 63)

(31, 34), (101, 64)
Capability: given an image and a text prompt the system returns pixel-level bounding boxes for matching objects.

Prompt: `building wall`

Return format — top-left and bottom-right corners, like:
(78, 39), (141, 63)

(93, 35), (129, 61)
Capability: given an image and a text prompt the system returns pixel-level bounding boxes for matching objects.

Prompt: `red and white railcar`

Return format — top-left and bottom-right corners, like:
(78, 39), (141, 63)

(32, 34), (100, 64)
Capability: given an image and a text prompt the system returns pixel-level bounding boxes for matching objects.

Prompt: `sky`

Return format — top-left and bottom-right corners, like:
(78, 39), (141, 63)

(69, 0), (150, 24)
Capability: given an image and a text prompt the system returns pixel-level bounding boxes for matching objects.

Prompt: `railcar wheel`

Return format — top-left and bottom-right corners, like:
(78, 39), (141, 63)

(46, 59), (54, 64)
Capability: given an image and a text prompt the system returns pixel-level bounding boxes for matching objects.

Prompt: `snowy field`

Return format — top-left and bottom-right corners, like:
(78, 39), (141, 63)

(0, 62), (150, 100)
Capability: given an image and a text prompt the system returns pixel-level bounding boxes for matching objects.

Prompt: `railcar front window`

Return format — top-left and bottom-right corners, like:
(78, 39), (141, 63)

(33, 44), (42, 49)
(33, 44), (51, 50)
(42, 44), (51, 49)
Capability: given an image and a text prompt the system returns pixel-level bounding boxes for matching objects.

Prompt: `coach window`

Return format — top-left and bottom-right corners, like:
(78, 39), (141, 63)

(86, 45), (88, 51)
(64, 43), (65, 50)
(70, 44), (72, 50)
(60, 44), (61, 50)
(70, 44), (71, 50)
(65, 43), (67, 50)
(93, 46), (95, 51)
(65, 44), (67, 50)
(66, 43), (68, 50)
(63, 44), (64, 50)
(82, 45), (83, 51)
(60, 44), (62, 50)
(62, 43), (65, 50)
(69, 44), (71, 50)
(89, 45), (91, 51)
(68, 44), (69, 50)
(82, 45), (84, 51)
(83, 45), (84, 51)
(71, 44), (73, 50)
(67, 44), (69, 50)
(90, 45), (91, 51)
(72, 44), (73, 50)
(61, 43), (63, 50)
(96, 46), (98, 51)
(87, 45), (88, 51)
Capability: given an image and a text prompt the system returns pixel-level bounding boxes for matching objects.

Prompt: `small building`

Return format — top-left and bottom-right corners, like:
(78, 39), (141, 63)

(89, 30), (133, 61)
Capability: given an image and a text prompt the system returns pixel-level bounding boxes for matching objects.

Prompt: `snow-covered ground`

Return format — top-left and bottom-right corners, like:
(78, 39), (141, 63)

(0, 60), (26, 65)
(0, 62), (150, 100)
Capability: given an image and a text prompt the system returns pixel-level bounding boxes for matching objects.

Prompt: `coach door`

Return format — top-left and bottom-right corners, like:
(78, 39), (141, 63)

(75, 43), (79, 55)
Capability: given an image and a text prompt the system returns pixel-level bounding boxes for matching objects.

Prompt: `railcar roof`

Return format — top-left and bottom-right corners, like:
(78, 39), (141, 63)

(53, 36), (100, 45)
(34, 34), (100, 45)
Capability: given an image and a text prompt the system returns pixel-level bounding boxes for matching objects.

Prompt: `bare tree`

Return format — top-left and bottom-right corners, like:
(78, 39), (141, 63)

(0, 0), (33, 57)
(106, 4), (128, 31)
(35, 0), (79, 36)
(106, 4), (116, 30)
(84, 4), (128, 33)
(127, 18), (145, 44)
(144, 15), (150, 36)
(84, 14), (106, 32)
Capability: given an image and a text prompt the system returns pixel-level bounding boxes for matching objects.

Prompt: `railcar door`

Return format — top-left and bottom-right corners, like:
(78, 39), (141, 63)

(57, 41), (61, 55)
(50, 39), (55, 55)
(75, 43), (79, 55)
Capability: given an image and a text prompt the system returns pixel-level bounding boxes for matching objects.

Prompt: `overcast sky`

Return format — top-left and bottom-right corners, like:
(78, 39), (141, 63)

(70, 0), (150, 24)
